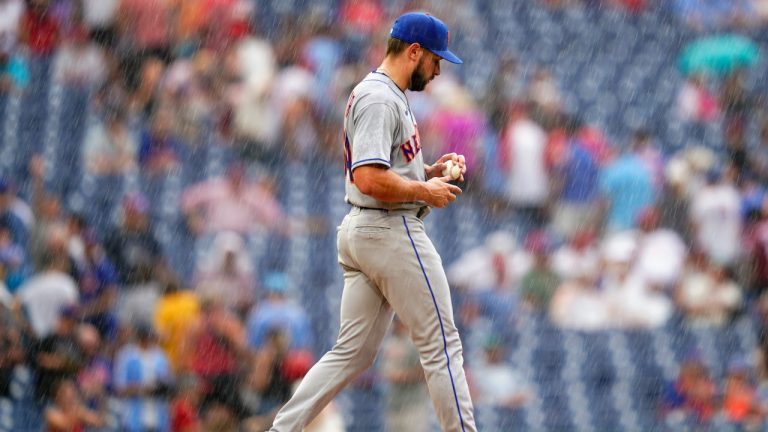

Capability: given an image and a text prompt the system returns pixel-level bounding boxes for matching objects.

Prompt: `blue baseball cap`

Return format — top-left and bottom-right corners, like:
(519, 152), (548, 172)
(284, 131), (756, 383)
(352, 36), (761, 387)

(390, 12), (463, 65)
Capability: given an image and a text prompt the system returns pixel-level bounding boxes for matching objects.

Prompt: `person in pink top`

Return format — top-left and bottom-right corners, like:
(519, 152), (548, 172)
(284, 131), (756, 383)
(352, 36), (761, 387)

(181, 162), (284, 237)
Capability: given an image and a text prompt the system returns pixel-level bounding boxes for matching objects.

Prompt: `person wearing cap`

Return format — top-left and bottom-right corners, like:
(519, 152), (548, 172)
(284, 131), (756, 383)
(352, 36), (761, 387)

(245, 272), (312, 352)
(268, 12), (477, 432)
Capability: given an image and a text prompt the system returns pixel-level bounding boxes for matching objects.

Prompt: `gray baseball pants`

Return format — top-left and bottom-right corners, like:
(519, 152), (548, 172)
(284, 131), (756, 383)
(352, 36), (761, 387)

(269, 206), (476, 431)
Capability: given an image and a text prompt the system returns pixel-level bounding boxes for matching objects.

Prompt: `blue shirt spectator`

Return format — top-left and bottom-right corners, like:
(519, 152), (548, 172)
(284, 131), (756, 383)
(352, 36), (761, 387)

(599, 153), (654, 231)
(77, 232), (119, 339)
(114, 326), (172, 432)
(559, 143), (599, 204)
(246, 273), (312, 351)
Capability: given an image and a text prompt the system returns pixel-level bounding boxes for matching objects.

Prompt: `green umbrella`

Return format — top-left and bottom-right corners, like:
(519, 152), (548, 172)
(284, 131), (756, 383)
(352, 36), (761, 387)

(679, 34), (760, 77)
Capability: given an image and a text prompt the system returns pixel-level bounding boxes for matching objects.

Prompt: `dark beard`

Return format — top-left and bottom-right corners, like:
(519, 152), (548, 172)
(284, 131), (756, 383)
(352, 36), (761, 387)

(408, 59), (430, 91)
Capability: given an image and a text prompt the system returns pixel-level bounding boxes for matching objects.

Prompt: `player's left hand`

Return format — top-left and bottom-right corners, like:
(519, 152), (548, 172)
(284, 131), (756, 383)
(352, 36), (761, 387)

(426, 153), (466, 182)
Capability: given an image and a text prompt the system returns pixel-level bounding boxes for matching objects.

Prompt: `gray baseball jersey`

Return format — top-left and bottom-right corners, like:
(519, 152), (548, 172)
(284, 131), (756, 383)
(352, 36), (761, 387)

(343, 71), (426, 211)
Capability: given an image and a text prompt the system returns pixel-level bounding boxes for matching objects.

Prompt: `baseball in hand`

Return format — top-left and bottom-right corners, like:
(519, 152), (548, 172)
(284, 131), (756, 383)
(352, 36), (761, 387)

(442, 160), (462, 180)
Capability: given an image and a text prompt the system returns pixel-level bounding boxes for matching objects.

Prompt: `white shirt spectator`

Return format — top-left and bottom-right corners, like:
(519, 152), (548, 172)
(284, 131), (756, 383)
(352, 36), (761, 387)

(232, 36), (279, 145)
(550, 280), (611, 331)
(194, 231), (256, 311)
(53, 39), (107, 88)
(502, 117), (549, 206)
(472, 357), (530, 407)
(677, 269), (742, 327)
(605, 273), (673, 329)
(82, 0), (119, 28)
(636, 229), (687, 287)
(447, 231), (532, 293)
(16, 271), (79, 337)
(551, 244), (600, 281)
(690, 181), (742, 265)
(82, 120), (138, 176)
(0, 0), (24, 55)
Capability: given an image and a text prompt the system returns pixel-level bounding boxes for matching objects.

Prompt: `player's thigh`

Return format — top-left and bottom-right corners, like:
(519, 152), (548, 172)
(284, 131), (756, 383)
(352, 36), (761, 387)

(368, 217), (457, 339)
(335, 264), (394, 352)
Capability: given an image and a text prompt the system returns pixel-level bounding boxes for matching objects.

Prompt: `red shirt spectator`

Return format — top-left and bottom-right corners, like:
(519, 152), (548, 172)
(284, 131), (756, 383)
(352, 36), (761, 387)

(20, 2), (59, 56)
(117, 0), (171, 51)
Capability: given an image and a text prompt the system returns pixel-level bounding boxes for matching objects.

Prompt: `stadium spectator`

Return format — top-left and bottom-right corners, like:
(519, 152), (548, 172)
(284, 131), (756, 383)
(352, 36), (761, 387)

(448, 230), (532, 294)
(722, 357), (761, 429)
(82, 97), (137, 232)
(82, 93), (137, 177)
(551, 229), (600, 281)
(659, 158), (694, 243)
(747, 204), (768, 297)
(549, 253), (609, 331)
(457, 243), (521, 334)
(634, 207), (688, 288)
(44, 378), (105, 432)
(138, 106), (182, 176)
(470, 334), (530, 426)
(170, 374), (202, 432)
(0, 300), (24, 399)
(601, 232), (673, 329)
(690, 165), (742, 267)
(52, 25), (106, 89)
(550, 118), (600, 239)
(498, 104), (550, 229)
(81, 0), (118, 47)
(246, 272), (313, 352)
(424, 76), (486, 183)
(115, 0), (172, 86)
(598, 136), (655, 232)
(114, 324), (173, 432)
(194, 230), (256, 316)
(27, 155), (65, 267)
(380, 317), (430, 432)
(247, 327), (305, 417)
(181, 161), (284, 237)
(520, 231), (560, 310)
(229, 33), (278, 160)
(74, 230), (119, 340)
(660, 355), (718, 428)
(16, 249), (78, 338)
(677, 74), (719, 124)
(0, 222), (26, 293)
(0, 0), (24, 57)
(154, 276), (200, 373)
(0, 179), (29, 248)
(188, 296), (248, 420)
(675, 253), (743, 327)
(106, 194), (163, 328)
(75, 324), (111, 412)
(33, 305), (83, 402)
(19, 0), (59, 57)
(104, 192), (161, 286)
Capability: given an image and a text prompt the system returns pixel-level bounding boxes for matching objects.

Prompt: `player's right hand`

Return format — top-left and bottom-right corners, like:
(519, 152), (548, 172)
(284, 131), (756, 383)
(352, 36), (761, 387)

(423, 176), (462, 208)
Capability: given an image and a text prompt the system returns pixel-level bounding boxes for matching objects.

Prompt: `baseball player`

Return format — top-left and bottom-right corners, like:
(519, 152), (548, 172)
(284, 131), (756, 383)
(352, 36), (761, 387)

(268, 12), (477, 432)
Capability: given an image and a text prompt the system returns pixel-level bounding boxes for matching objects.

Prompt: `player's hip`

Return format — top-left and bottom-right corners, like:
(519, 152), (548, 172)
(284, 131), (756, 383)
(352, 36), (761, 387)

(336, 207), (440, 274)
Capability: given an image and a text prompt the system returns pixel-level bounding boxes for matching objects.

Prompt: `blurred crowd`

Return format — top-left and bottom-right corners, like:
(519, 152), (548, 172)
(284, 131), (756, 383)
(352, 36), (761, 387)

(1, 0), (768, 431)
